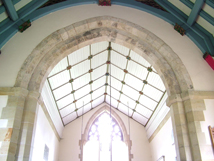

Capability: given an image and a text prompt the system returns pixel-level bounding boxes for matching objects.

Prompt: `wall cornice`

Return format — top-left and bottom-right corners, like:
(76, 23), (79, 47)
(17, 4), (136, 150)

(166, 90), (214, 106)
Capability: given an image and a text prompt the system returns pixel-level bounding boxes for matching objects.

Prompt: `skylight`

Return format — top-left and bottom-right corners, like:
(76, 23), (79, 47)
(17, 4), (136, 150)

(45, 41), (166, 126)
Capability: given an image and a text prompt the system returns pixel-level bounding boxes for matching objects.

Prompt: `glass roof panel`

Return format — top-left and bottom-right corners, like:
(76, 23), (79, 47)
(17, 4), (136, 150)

(68, 45), (89, 66)
(132, 112), (148, 125)
(110, 77), (122, 91)
(60, 103), (75, 118)
(135, 104), (153, 118)
(92, 96), (104, 108)
(120, 94), (136, 109)
(147, 72), (165, 91)
(91, 41), (108, 55)
(77, 103), (91, 116)
(111, 51), (127, 69)
(91, 50), (108, 69)
(139, 95), (157, 111)
(111, 65), (124, 81)
(46, 41), (167, 126)
(122, 85), (139, 101)
(105, 95), (118, 108)
(70, 60), (90, 79)
(108, 87), (120, 100)
(92, 86), (105, 99)
(124, 74), (143, 91)
(143, 85), (163, 102)
(74, 85), (91, 100)
(130, 50), (151, 67)
(91, 64), (106, 80)
(53, 83), (72, 100)
(49, 57), (68, 77)
(118, 103), (133, 116)
(49, 70), (70, 89)
(63, 112), (77, 125)
(92, 76), (106, 90)
(76, 94), (91, 109)
(57, 94), (74, 109)
(127, 61), (148, 80)
(72, 73), (90, 90)
(111, 42), (130, 56)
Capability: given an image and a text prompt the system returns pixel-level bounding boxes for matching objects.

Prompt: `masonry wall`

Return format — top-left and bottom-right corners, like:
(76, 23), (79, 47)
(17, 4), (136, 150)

(59, 104), (152, 161)
(31, 105), (60, 161)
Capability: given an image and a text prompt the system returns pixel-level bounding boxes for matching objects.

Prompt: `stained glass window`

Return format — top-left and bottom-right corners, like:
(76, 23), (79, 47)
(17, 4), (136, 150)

(83, 112), (128, 161)
(88, 113), (123, 142)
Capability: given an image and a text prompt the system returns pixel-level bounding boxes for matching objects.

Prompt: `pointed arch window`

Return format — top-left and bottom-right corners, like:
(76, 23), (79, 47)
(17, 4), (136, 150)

(83, 112), (128, 161)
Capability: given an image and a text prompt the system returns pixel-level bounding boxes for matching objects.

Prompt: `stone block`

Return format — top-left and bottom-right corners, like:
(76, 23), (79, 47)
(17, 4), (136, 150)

(73, 20), (89, 35)
(65, 24), (76, 37)
(1, 106), (23, 120)
(22, 111), (36, 124)
(188, 121), (203, 134)
(192, 145), (202, 161)
(36, 32), (62, 54)
(87, 17), (100, 29)
(186, 111), (205, 123)
(184, 99), (206, 112)
(179, 146), (192, 161)
(177, 133), (190, 147)
(175, 124), (188, 135)
(57, 28), (69, 41)
(17, 144), (31, 159)
(173, 113), (186, 126)
(8, 142), (17, 155)
(170, 101), (185, 114)
(0, 141), (10, 155)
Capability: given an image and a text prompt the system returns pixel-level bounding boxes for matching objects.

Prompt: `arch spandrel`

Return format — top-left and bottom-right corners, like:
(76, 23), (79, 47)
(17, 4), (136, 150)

(14, 16), (193, 96)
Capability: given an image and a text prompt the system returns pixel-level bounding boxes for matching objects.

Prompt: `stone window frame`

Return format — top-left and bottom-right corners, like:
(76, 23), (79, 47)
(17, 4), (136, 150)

(79, 104), (133, 161)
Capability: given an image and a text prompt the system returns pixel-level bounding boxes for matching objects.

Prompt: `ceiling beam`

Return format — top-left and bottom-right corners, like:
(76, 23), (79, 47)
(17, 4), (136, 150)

(155, 0), (214, 55)
(2, 0), (18, 21)
(187, 0), (205, 26)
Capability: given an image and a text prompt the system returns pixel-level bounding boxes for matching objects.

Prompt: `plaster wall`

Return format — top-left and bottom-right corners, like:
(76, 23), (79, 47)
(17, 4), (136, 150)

(59, 104), (152, 161)
(31, 105), (59, 161)
(149, 117), (177, 161)
(0, 4), (214, 91)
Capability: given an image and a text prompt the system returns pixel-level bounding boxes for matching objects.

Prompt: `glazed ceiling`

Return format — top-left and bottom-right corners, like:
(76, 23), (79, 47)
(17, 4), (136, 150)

(45, 41), (166, 126)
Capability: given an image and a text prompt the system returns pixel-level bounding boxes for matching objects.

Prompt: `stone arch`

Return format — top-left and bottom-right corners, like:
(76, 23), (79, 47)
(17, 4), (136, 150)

(14, 16), (193, 97)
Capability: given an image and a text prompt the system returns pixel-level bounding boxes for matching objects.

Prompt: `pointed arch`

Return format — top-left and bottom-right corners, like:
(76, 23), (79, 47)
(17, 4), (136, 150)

(82, 104), (130, 145)
(81, 104), (133, 160)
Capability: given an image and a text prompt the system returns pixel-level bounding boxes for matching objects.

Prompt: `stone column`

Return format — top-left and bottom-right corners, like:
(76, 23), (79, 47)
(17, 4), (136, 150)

(0, 88), (28, 161)
(16, 91), (40, 161)
(167, 91), (209, 161)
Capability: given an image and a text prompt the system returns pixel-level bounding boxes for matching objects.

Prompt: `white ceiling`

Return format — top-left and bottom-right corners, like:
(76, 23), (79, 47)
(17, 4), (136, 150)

(45, 41), (166, 126)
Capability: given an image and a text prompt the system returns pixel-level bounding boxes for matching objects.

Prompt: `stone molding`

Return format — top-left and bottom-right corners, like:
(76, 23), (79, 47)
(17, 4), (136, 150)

(0, 87), (28, 97)
(166, 90), (214, 107)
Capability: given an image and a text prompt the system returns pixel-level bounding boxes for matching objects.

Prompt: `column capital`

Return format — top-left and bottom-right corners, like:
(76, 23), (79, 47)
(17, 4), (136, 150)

(166, 90), (214, 106)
